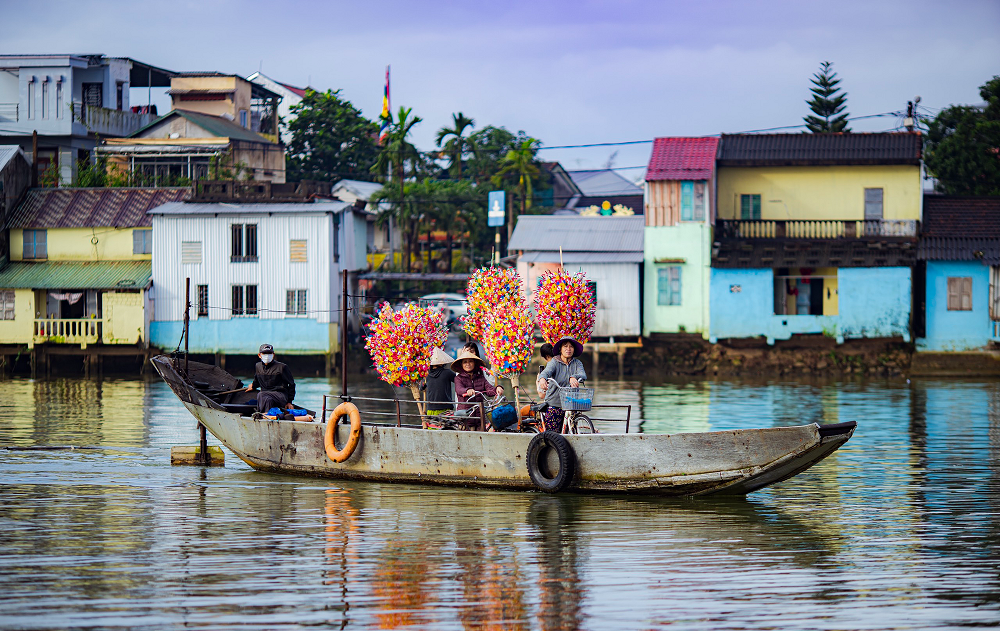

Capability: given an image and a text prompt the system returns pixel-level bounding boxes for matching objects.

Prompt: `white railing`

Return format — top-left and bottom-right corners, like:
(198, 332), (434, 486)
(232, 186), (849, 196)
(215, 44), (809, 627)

(34, 318), (101, 347)
(0, 103), (18, 122)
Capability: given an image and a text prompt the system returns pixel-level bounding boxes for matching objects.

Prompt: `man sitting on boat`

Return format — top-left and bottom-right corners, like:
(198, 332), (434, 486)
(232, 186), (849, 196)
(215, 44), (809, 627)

(244, 343), (296, 413)
(536, 337), (587, 432)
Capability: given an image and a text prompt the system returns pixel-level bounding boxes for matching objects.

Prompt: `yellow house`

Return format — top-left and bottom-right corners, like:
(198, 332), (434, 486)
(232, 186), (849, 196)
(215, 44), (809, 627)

(0, 187), (189, 357)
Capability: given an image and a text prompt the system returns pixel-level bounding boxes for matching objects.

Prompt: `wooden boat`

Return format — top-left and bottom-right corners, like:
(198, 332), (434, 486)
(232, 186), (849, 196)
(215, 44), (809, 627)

(152, 355), (856, 496)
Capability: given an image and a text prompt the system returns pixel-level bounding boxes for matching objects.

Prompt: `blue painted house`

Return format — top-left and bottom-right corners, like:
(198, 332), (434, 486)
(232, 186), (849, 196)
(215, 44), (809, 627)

(916, 196), (1000, 351)
(709, 133), (924, 344)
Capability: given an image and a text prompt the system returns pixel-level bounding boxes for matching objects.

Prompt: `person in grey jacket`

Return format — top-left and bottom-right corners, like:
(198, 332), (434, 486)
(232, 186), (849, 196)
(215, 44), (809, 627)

(536, 336), (587, 432)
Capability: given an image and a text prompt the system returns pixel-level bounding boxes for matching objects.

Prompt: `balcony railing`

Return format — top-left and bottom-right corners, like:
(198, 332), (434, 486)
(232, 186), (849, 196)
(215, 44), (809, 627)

(34, 318), (101, 348)
(0, 103), (18, 122)
(75, 103), (153, 137)
(716, 219), (919, 240)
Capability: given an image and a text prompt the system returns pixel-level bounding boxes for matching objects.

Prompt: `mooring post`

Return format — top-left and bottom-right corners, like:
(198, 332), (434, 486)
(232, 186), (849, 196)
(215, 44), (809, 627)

(184, 277), (208, 465)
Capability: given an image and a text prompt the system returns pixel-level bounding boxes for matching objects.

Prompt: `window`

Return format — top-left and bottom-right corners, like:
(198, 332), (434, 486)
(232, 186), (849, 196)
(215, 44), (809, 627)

(55, 81), (63, 118)
(947, 277), (972, 311)
(693, 181), (706, 221)
(681, 181), (694, 221)
(132, 229), (152, 255)
(197, 285), (208, 317)
(231, 284), (258, 316)
(774, 268), (837, 315)
(864, 188), (883, 220)
(231, 224), (258, 262)
(0, 290), (14, 320)
(286, 289), (307, 316)
(41, 81), (49, 119)
(332, 215), (340, 262)
(181, 241), (202, 264)
(586, 281), (598, 306)
(657, 267), (682, 306)
(23, 230), (47, 259)
(82, 83), (103, 108)
(290, 239), (307, 262)
(116, 82), (124, 110)
(990, 267), (999, 321)
(740, 194), (761, 220)
(240, 110), (248, 128)
(26, 80), (34, 119)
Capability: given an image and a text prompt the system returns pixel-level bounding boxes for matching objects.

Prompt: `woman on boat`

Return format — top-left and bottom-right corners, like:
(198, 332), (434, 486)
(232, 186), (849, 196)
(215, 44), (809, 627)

(536, 337), (587, 432)
(423, 348), (457, 415)
(452, 348), (503, 413)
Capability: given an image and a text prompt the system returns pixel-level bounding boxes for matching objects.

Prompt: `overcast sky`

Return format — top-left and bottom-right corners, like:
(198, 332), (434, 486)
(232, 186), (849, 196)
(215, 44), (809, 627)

(3, 0), (998, 178)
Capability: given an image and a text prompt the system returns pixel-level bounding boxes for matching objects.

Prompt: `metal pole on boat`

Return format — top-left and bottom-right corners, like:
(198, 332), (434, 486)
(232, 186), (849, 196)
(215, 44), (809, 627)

(341, 271), (348, 399)
(184, 278), (190, 376)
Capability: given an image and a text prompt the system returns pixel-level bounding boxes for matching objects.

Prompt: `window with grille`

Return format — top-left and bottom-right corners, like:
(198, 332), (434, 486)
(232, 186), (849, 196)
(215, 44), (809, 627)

(286, 289), (307, 316)
(947, 277), (972, 311)
(231, 284), (258, 316)
(864, 188), (883, 220)
(0, 291), (14, 320)
(23, 230), (47, 259)
(133, 229), (152, 255)
(332, 215), (340, 262)
(290, 239), (307, 262)
(693, 181), (706, 221)
(231, 224), (258, 262)
(197, 285), (208, 317)
(740, 194), (761, 220)
(181, 241), (202, 264)
(681, 181), (694, 221)
(657, 267), (682, 306)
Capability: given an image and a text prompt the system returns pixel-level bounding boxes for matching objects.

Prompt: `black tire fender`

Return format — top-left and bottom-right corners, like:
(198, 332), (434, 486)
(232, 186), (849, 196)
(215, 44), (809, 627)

(526, 431), (576, 492)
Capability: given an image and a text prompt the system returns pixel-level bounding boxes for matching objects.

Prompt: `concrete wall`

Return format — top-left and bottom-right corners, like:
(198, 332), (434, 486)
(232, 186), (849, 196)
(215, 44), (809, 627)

(643, 223), (710, 336)
(10, 227), (150, 261)
(150, 318), (334, 355)
(710, 267), (912, 342)
(0, 289), (36, 343)
(717, 165), (921, 221)
(169, 76), (251, 125)
(918, 261), (994, 351)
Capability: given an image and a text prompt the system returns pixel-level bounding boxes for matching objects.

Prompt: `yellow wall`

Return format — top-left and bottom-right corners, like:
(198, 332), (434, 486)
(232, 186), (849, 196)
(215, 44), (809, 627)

(0, 289), (36, 343)
(11, 227), (151, 261)
(169, 76), (252, 126)
(717, 165), (921, 221)
(103, 291), (144, 344)
(817, 267), (839, 316)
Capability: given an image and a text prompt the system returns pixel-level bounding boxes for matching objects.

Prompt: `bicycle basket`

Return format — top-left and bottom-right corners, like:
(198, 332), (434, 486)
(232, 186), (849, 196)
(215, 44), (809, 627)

(558, 387), (594, 411)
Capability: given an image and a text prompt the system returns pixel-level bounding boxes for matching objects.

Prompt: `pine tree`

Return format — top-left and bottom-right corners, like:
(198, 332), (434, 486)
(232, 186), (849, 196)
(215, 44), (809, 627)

(804, 61), (851, 133)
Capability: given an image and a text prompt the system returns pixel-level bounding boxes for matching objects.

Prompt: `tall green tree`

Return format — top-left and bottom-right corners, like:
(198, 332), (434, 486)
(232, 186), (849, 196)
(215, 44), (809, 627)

(804, 61), (851, 133)
(466, 125), (527, 185)
(492, 138), (541, 237)
(286, 89), (379, 182)
(924, 76), (1000, 195)
(371, 106), (423, 184)
(436, 112), (476, 179)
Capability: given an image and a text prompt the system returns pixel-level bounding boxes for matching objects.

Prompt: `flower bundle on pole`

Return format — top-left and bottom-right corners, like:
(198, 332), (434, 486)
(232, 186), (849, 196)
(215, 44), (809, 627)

(481, 299), (534, 417)
(463, 266), (522, 342)
(364, 303), (447, 414)
(533, 269), (596, 345)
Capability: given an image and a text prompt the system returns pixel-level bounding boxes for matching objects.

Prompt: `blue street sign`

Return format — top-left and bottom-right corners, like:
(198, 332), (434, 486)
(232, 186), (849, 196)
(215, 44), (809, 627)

(487, 191), (505, 227)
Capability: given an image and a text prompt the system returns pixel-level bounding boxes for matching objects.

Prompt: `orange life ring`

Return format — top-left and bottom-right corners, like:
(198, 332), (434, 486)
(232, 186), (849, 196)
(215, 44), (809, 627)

(324, 402), (362, 463)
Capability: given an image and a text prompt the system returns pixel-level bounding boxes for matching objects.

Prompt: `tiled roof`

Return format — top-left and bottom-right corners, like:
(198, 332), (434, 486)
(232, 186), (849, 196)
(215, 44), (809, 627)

(9, 187), (190, 229)
(922, 195), (1000, 238)
(646, 137), (719, 181)
(280, 82), (307, 98)
(918, 237), (1000, 265)
(712, 240), (918, 269)
(718, 132), (922, 166)
(508, 215), (644, 253)
(0, 261), (152, 289)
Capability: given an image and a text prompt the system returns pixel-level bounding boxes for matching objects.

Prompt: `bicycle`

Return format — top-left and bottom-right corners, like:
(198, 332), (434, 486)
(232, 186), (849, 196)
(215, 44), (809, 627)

(426, 390), (513, 432)
(519, 380), (597, 435)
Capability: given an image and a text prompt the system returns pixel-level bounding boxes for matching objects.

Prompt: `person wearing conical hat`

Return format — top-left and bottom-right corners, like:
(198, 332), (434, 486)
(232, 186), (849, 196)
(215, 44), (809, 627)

(536, 336), (587, 432)
(422, 348), (457, 416)
(453, 348), (503, 413)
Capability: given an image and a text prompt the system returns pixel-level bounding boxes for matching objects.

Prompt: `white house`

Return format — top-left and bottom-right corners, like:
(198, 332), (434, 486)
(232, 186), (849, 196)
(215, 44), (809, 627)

(148, 199), (368, 367)
(246, 71), (307, 145)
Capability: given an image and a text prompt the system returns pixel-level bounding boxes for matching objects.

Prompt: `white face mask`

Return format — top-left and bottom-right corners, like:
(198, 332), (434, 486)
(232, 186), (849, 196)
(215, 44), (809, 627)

(261, 354), (274, 364)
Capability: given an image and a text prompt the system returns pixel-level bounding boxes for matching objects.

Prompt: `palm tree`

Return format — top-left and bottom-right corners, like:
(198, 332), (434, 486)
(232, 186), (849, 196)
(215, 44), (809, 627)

(492, 138), (540, 238)
(371, 106), (423, 184)
(435, 112), (475, 179)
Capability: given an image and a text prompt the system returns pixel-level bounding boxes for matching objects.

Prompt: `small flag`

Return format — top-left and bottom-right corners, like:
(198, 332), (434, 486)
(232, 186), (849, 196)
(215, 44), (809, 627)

(378, 66), (391, 144)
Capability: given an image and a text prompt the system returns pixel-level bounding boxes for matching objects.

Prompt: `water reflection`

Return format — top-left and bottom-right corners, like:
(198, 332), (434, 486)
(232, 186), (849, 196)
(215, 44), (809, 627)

(1, 374), (1000, 628)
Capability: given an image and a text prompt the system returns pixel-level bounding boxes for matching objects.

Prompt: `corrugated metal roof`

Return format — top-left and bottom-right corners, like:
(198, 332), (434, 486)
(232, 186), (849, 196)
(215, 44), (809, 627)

(130, 109), (273, 144)
(9, 187), (190, 228)
(718, 132), (922, 166)
(918, 237), (1000, 265)
(712, 240), (918, 269)
(332, 179), (383, 201)
(0, 145), (23, 170)
(646, 137), (718, 181)
(567, 170), (642, 197)
(923, 195), (1000, 239)
(509, 215), (644, 253)
(520, 251), (643, 264)
(150, 200), (350, 215)
(0, 261), (152, 289)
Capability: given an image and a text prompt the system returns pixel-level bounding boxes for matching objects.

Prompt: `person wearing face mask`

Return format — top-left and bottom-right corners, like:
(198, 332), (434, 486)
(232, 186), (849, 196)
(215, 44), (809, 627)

(245, 343), (296, 413)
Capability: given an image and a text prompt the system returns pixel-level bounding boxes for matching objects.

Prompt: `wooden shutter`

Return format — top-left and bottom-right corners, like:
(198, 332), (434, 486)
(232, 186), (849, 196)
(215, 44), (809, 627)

(740, 195), (751, 219)
(990, 267), (999, 321)
(290, 240), (307, 262)
(181, 241), (202, 264)
(752, 195), (761, 220)
(947, 277), (973, 311)
(961, 277), (972, 311)
(947, 277), (959, 310)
